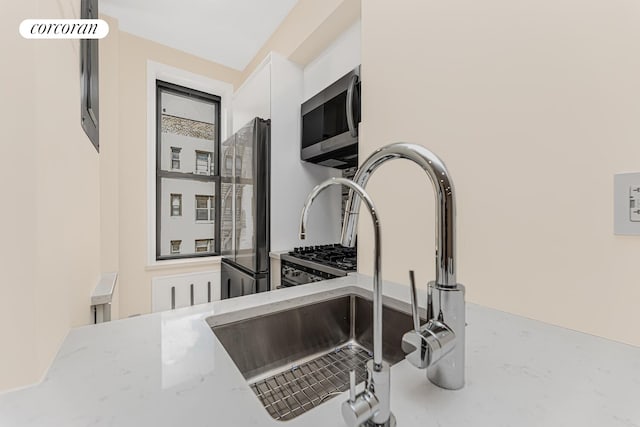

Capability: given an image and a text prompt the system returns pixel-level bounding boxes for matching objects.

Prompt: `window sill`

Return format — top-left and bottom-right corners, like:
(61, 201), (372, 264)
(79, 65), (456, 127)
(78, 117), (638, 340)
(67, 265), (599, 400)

(145, 255), (222, 271)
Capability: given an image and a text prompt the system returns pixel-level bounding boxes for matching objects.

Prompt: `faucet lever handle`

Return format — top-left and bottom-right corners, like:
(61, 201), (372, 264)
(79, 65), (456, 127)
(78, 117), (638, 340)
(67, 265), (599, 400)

(409, 270), (420, 331)
(349, 370), (356, 403)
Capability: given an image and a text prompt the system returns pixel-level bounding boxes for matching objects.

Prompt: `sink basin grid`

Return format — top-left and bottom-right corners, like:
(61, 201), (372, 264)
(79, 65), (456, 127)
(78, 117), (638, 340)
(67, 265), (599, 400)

(209, 293), (417, 420)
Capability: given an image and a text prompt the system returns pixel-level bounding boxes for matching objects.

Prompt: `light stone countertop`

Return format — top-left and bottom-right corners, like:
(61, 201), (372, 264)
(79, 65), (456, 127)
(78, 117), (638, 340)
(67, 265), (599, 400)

(0, 273), (639, 427)
(268, 250), (289, 260)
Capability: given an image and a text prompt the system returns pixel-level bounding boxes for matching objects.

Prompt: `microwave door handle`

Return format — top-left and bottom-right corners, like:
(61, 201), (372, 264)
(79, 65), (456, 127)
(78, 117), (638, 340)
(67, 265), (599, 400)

(346, 74), (359, 137)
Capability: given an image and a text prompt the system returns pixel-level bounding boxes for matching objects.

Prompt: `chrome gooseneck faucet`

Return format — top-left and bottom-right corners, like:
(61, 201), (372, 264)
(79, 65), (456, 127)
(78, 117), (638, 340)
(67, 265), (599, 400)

(300, 177), (395, 427)
(341, 143), (466, 390)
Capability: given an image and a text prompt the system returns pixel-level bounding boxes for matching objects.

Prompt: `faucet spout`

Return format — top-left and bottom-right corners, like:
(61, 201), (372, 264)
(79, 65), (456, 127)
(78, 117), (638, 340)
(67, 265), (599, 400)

(300, 177), (383, 368)
(300, 177), (394, 426)
(342, 142), (466, 391)
(341, 143), (456, 288)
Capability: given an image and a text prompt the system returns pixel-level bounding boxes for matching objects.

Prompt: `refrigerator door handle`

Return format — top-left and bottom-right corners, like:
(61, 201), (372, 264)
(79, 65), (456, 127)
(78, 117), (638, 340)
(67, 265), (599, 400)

(231, 136), (237, 260)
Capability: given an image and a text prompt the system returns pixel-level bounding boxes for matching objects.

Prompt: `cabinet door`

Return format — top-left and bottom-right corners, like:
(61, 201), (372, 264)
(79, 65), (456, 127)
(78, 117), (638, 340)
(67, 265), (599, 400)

(232, 61), (270, 133)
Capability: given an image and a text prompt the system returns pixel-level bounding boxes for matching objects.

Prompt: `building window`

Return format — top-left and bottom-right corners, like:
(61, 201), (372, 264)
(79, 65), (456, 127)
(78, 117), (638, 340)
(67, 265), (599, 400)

(156, 80), (221, 260)
(195, 195), (215, 222)
(171, 147), (181, 170)
(170, 194), (182, 216)
(195, 239), (213, 253)
(195, 151), (212, 175)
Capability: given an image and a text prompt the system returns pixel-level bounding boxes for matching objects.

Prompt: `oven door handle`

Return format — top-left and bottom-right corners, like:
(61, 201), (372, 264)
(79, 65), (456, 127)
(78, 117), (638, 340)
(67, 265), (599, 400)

(346, 74), (359, 138)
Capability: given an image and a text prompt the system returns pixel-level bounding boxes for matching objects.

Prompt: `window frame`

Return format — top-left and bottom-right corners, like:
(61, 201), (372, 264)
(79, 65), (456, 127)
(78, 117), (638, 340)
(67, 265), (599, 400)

(80, 0), (99, 151)
(156, 80), (221, 261)
(195, 150), (213, 175)
(170, 193), (182, 217)
(195, 238), (213, 253)
(170, 147), (181, 170)
(170, 240), (182, 254)
(195, 194), (215, 222)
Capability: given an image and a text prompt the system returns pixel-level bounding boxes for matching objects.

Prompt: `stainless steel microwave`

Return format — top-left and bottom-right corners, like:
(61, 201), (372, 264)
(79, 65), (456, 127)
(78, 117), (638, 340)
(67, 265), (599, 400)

(301, 66), (360, 169)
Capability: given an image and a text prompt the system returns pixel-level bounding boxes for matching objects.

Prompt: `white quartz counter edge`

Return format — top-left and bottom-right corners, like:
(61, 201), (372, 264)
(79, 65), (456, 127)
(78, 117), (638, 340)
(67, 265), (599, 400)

(0, 274), (638, 427)
(268, 250), (289, 260)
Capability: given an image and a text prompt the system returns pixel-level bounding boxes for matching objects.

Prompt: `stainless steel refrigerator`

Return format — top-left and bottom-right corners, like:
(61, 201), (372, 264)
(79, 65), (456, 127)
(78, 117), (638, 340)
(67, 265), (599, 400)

(220, 118), (270, 298)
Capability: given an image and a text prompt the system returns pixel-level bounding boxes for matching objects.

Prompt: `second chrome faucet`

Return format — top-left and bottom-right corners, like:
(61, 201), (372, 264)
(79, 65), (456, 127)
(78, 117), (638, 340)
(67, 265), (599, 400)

(300, 177), (395, 427)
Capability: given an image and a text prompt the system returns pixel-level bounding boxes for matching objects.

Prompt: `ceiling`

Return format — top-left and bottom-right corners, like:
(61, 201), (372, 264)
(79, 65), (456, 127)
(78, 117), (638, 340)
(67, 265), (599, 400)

(100, 0), (299, 71)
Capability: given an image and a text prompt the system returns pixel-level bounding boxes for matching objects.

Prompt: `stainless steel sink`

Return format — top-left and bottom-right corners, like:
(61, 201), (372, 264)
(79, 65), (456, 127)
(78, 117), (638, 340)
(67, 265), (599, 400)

(208, 291), (419, 421)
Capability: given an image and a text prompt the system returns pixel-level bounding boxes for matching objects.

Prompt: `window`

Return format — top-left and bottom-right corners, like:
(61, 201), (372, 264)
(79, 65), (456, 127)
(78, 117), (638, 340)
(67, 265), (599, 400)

(195, 239), (213, 253)
(195, 151), (212, 175)
(171, 147), (181, 170)
(156, 81), (221, 260)
(195, 195), (215, 222)
(170, 194), (182, 216)
(80, 0), (99, 151)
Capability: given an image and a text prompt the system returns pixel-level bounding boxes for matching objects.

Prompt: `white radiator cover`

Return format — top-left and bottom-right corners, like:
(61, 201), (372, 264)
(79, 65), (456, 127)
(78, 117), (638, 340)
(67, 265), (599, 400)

(151, 270), (220, 313)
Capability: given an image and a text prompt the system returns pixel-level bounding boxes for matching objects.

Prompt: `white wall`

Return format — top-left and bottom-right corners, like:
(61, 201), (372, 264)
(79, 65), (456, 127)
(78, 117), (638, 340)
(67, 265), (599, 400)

(232, 59), (271, 133)
(360, 0), (640, 346)
(303, 19), (361, 101)
(162, 91), (216, 124)
(269, 53), (343, 251)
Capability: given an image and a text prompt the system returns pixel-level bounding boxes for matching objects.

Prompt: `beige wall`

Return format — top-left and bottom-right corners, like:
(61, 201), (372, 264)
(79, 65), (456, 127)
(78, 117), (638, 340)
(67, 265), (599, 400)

(100, 17), (241, 318)
(359, 0), (640, 346)
(0, 0), (102, 390)
(0, 8), (241, 391)
(100, 14), (121, 321)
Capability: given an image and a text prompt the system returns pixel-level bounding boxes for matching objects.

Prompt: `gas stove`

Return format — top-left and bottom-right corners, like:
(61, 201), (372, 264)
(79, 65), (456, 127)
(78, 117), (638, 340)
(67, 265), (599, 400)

(279, 244), (357, 288)
(289, 244), (357, 271)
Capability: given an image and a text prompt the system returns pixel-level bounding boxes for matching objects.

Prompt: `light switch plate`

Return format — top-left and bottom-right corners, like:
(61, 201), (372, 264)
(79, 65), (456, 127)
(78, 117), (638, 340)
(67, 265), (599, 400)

(630, 186), (640, 222)
(614, 173), (640, 235)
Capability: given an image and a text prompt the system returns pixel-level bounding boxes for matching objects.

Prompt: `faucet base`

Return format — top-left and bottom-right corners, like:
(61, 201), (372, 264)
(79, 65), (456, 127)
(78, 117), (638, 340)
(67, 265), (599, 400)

(427, 282), (466, 390)
(364, 413), (396, 427)
(342, 361), (395, 427)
